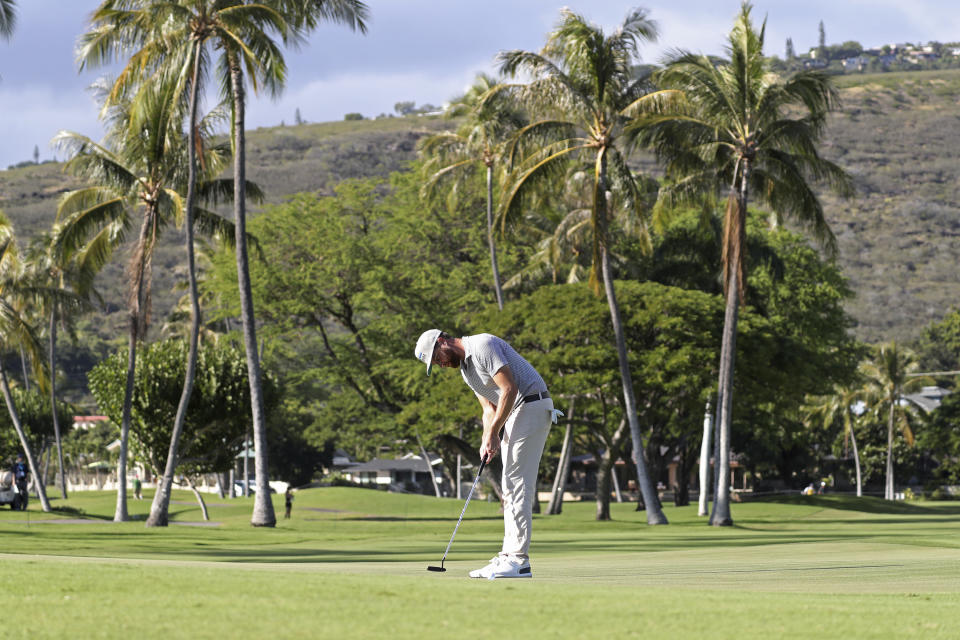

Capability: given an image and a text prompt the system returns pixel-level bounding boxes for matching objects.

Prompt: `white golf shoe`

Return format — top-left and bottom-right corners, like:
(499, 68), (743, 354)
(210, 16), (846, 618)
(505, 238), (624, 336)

(469, 555), (532, 579)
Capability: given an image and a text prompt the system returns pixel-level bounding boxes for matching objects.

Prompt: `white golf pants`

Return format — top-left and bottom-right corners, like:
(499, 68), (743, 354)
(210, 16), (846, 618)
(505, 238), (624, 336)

(500, 398), (553, 563)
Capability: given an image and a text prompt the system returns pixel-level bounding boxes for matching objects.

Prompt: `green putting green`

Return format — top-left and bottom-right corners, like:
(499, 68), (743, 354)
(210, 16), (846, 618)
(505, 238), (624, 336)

(2, 488), (959, 638)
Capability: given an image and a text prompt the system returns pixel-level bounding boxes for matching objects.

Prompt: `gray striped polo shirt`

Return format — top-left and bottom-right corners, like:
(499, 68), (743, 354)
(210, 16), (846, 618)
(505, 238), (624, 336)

(460, 334), (546, 409)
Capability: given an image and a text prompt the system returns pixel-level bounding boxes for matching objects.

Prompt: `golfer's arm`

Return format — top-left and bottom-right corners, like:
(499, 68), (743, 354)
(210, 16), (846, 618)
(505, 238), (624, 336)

(486, 366), (518, 439)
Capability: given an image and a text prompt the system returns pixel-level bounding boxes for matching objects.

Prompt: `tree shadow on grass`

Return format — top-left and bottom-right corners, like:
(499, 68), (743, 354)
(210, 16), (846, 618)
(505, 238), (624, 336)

(337, 516), (503, 523)
(752, 494), (960, 515)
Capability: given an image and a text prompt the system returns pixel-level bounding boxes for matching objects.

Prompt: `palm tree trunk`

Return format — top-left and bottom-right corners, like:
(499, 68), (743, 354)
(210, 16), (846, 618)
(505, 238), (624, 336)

(548, 398), (575, 515)
(600, 244), (667, 524)
(711, 272), (739, 526)
(612, 464), (623, 502)
(18, 345), (30, 391)
(147, 45), (203, 527)
(594, 150), (666, 525)
(415, 431), (441, 497)
(595, 446), (613, 521)
(709, 385), (722, 521)
(712, 165), (749, 527)
(114, 215), (153, 522)
(0, 360), (51, 511)
(486, 164), (504, 310)
(885, 399), (895, 500)
(40, 440), (51, 491)
(185, 475), (210, 521)
(594, 418), (628, 520)
(114, 319), (137, 522)
(849, 419), (862, 497)
(697, 399), (712, 516)
(593, 148), (667, 524)
(49, 306), (67, 499)
(230, 56), (276, 527)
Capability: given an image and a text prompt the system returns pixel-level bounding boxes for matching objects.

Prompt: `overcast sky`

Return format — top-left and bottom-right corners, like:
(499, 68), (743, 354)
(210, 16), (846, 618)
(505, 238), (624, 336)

(1, 0), (958, 169)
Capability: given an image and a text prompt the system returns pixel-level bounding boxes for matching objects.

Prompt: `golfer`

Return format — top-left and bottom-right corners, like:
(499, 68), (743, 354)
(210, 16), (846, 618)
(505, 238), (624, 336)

(415, 329), (560, 579)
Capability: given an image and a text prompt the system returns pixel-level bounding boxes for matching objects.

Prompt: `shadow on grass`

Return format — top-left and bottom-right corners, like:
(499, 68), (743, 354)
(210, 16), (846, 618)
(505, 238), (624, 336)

(338, 516), (503, 523)
(753, 494), (960, 515)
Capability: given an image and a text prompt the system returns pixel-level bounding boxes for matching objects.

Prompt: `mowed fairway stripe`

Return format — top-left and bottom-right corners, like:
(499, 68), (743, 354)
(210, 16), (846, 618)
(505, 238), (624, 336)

(3, 541), (957, 593)
(528, 542), (960, 592)
(1, 551), (959, 640)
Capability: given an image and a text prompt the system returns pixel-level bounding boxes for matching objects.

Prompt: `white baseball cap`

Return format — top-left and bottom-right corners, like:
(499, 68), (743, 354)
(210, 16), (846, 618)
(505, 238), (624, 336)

(414, 329), (442, 376)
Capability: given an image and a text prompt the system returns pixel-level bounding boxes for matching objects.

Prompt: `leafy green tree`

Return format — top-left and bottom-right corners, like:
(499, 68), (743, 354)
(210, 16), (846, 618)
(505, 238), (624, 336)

(202, 172), (488, 463)
(420, 72), (526, 310)
(496, 7), (669, 525)
(918, 389), (960, 486)
(88, 337), (278, 517)
(474, 282), (726, 519)
(859, 343), (931, 500)
(642, 2), (852, 525)
(914, 309), (960, 379)
(62, 420), (119, 483)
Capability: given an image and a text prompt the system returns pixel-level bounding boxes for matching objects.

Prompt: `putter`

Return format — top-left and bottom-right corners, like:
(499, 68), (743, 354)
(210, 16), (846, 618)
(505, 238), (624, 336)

(427, 457), (487, 572)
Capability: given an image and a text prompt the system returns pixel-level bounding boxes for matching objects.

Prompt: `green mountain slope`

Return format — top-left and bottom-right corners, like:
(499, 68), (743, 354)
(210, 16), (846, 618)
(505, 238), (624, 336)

(820, 70), (960, 343)
(1, 71), (959, 352)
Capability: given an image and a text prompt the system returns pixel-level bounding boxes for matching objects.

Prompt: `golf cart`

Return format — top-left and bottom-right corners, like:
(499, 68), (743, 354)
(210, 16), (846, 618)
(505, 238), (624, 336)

(0, 471), (25, 510)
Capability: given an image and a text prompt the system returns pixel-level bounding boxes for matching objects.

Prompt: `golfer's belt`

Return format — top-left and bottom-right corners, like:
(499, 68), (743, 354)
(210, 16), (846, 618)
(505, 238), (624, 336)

(521, 390), (550, 404)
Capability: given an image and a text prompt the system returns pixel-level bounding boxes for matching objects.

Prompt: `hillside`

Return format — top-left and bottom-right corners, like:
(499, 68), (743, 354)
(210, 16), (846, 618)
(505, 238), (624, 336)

(1, 70), (960, 355)
(820, 70), (960, 343)
(0, 116), (450, 355)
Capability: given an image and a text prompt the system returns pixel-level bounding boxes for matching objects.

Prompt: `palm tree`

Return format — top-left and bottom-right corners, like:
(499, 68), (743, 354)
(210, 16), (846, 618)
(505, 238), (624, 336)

(641, 2), (853, 525)
(219, 0), (369, 526)
(859, 343), (931, 500)
(55, 72), (235, 522)
(806, 384), (865, 497)
(0, 215), (52, 512)
(420, 72), (526, 310)
(496, 7), (668, 524)
(24, 226), (103, 500)
(80, 0), (369, 527)
(0, 0), (15, 40)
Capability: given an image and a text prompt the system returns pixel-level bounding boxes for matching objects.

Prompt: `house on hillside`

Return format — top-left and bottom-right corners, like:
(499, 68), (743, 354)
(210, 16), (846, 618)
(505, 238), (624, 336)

(842, 56), (871, 71)
(907, 52), (939, 63)
(878, 54), (898, 67)
(803, 58), (828, 69)
(72, 415), (111, 430)
(340, 452), (448, 495)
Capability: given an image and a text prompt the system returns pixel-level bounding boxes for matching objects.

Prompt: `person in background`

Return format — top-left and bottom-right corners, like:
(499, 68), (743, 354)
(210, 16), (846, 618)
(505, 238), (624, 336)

(285, 486), (294, 519)
(12, 454), (28, 510)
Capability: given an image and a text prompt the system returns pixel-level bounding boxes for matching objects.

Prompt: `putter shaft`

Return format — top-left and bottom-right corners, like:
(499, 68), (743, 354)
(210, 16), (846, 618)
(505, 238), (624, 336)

(428, 457), (486, 571)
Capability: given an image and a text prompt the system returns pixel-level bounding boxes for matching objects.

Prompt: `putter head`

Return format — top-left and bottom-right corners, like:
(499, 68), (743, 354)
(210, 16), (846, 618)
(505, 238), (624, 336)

(426, 566), (446, 572)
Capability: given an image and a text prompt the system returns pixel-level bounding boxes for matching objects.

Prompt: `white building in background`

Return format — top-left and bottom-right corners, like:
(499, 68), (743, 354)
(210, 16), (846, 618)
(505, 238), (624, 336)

(340, 452), (447, 495)
(903, 386), (950, 413)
